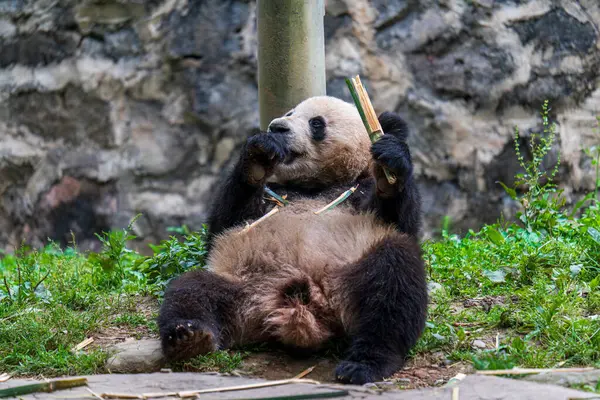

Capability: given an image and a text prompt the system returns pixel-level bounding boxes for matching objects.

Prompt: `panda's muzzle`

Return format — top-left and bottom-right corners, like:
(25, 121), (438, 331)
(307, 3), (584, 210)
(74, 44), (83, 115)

(267, 122), (303, 164)
(268, 121), (291, 135)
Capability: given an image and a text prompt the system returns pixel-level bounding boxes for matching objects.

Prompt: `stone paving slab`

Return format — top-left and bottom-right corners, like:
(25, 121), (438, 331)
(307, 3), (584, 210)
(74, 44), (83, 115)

(1, 372), (597, 399)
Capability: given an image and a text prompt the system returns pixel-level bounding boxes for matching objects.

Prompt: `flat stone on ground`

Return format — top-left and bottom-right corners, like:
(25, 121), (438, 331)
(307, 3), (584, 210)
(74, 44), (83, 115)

(522, 369), (600, 387)
(1, 373), (598, 399)
(105, 338), (165, 373)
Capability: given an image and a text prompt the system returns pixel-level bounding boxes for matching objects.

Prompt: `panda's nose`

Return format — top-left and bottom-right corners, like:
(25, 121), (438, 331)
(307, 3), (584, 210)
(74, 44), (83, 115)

(268, 121), (290, 134)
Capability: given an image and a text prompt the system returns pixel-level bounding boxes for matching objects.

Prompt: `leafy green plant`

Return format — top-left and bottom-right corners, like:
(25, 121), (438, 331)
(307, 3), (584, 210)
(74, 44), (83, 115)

(88, 215), (143, 289)
(472, 351), (517, 371)
(587, 117), (600, 201)
(135, 224), (209, 296)
(0, 246), (52, 305)
(498, 100), (565, 234)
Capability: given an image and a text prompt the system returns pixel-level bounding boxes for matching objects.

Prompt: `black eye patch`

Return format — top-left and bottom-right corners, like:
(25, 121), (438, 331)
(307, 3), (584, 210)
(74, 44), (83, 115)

(309, 116), (326, 141)
(285, 110), (294, 117)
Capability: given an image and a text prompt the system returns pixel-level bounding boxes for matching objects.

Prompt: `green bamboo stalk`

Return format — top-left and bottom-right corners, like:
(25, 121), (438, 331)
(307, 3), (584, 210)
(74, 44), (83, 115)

(345, 78), (369, 131)
(345, 76), (397, 185)
(0, 377), (87, 398)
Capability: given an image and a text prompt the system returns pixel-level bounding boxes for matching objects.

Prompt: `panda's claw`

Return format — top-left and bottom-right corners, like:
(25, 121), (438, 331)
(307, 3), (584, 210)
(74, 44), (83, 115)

(161, 320), (220, 360)
(334, 361), (378, 385)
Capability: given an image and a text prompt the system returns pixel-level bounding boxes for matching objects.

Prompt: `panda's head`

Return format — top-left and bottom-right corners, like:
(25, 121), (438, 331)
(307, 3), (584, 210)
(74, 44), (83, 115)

(266, 96), (371, 187)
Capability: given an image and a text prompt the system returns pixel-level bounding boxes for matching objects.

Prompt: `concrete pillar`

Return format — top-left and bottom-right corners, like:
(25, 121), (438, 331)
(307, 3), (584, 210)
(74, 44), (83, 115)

(257, 0), (326, 130)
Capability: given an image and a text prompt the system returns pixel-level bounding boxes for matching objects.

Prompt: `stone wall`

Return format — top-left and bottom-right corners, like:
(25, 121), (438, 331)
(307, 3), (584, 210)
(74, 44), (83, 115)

(1, 0), (599, 252)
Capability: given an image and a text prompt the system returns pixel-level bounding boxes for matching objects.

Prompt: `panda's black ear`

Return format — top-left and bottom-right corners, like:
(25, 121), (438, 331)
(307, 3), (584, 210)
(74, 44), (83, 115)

(378, 112), (409, 141)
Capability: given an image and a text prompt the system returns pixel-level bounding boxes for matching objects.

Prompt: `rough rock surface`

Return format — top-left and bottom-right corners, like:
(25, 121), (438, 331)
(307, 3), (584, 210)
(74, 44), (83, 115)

(1, 373), (597, 399)
(1, 0), (599, 250)
(105, 338), (165, 373)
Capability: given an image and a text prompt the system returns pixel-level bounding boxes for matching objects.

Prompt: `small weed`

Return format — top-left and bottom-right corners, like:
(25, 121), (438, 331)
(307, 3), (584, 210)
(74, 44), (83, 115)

(113, 313), (148, 327)
(88, 215), (142, 289)
(498, 100), (565, 234)
(172, 351), (245, 373)
(471, 351), (517, 371)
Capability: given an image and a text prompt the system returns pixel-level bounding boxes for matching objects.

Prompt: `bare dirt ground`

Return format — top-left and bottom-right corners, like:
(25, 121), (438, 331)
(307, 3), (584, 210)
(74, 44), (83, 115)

(234, 351), (473, 389)
(91, 299), (473, 390)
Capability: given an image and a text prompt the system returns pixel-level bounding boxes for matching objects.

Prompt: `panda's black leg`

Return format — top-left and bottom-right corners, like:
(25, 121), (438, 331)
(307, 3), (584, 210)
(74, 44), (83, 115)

(361, 112), (422, 237)
(333, 233), (427, 385)
(158, 270), (242, 361)
(207, 133), (289, 247)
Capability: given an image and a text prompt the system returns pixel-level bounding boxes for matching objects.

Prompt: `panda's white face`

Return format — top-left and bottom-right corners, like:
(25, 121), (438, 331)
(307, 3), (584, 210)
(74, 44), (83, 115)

(266, 96), (372, 186)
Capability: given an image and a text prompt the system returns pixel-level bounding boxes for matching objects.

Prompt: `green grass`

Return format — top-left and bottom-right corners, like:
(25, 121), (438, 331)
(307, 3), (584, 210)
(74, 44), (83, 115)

(0, 105), (599, 390)
(170, 350), (246, 374)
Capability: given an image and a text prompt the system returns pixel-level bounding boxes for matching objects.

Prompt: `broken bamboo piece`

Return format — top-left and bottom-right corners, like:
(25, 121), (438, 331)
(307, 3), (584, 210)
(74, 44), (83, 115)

(238, 206), (280, 235)
(0, 377), (87, 398)
(475, 367), (595, 376)
(72, 337), (94, 353)
(100, 378), (321, 399)
(293, 365), (316, 379)
(264, 186), (289, 206)
(313, 185), (359, 215)
(345, 75), (397, 185)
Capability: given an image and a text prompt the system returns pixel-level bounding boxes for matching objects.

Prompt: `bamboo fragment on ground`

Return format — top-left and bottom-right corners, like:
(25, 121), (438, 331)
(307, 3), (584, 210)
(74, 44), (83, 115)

(475, 367), (596, 376)
(345, 75), (396, 185)
(452, 387), (460, 400)
(293, 365), (316, 379)
(445, 373), (466, 387)
(0, 374), (10, 383)
(452, 322), (484, 327)
(72, 337), (94, 353)
(0, 377), (87, 398)
(86, 387), (106, 400)
(226, 390), (350, 400)
(100, 378), (322, 399)
(177, 378), (321, 398)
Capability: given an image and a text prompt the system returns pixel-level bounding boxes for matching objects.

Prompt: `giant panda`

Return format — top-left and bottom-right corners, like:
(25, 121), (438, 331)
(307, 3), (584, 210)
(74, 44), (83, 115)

(157, 96), (428, 384)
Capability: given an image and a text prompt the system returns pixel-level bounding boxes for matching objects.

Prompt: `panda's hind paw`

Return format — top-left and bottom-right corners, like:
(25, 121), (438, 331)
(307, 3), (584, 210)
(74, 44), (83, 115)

(334, 361), (379, 385)
(161, 319), (219, 361)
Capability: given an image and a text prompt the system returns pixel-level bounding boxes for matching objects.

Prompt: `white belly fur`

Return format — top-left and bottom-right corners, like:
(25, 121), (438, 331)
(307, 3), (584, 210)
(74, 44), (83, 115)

(208, 199), (396, 280)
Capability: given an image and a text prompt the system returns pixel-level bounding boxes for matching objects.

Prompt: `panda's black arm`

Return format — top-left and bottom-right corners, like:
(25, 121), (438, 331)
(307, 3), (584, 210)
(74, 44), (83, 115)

(359, 112), (422, 237)
(206, 162), (268, 244)
(361, 174), (421, 237)
(206, 133), (288, 246)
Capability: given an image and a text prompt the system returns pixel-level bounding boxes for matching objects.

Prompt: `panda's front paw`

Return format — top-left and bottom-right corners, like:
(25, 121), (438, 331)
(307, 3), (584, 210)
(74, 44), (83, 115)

(371, 135), (411, 173)
(335, 361), (379, 385)
(378, 111), (409, 141)
(371, 135), (412, 196)
(243, 134), (289, 185)
(161, 319), (219, 361)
